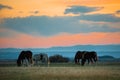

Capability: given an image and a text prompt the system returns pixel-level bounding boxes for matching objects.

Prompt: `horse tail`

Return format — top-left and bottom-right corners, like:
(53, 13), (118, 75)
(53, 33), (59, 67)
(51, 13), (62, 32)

(94, 52), (98, 62)
(30, 58), (33, 64)
(96, 55), (98, 61)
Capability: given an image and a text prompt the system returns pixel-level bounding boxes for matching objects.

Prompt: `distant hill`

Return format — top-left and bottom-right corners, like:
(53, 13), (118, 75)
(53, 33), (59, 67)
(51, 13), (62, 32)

(99, 55), (115, 60)
(98, 55), (120, 62)
(99, 55), (115, 59)
(0, 45), (120, 52)
(50, 45), (120, 51)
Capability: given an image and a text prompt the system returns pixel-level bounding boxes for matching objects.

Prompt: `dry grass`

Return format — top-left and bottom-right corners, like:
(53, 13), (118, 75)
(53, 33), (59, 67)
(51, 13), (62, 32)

(0, 64), (120, 80)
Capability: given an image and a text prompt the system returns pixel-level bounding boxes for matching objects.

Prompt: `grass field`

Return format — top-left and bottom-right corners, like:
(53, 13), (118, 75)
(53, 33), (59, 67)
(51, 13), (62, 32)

(0, 62), (120, 80)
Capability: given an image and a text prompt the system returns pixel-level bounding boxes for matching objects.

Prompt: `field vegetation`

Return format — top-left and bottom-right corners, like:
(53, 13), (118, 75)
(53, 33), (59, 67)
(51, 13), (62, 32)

(0, 62), (120, 80)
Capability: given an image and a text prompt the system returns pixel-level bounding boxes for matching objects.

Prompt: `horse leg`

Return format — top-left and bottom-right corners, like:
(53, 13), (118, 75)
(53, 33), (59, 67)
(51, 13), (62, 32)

(36, 60), (38, 66)
(90, 58), (93, 64)
(81, 59), (86, 66)
(75, 58), (78, 64)
(21, 59), (24, 66)
(93, 57), (97, 63)
(25, 58), (30, 67)
(25, 59), (28, 66)
(77, 59), (79, 64)
(28, 58), (32, 67)
(22, 59), (26, 66)
(92, 58), (95, 63)
(28, 58), (33, 67)
(48, 59), (50, 67)
(87, 59), (90, 64)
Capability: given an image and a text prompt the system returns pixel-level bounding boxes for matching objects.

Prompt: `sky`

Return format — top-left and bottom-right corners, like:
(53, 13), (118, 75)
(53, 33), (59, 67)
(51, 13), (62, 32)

(0, 0), (120, 48)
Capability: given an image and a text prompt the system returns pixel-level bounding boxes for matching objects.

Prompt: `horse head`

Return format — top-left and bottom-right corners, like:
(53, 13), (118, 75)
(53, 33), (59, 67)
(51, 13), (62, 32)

(17, 59), (21, 66)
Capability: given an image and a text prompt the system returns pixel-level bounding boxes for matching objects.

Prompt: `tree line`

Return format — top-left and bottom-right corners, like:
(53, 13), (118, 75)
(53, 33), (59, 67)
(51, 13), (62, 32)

(49, 54), (69, 63)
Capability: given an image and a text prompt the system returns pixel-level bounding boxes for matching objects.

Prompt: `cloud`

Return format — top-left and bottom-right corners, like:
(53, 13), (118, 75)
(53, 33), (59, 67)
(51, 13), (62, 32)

(30, 10), (39, 14)
(0, 4), (13, 10)
(116, 10), (120, 14)
(0, 15), (120, 36)
(0, 28), (18, 37)
(0, 32), (120, 48)
(64, 6), (103, 14)
(79, 14), (120, 22)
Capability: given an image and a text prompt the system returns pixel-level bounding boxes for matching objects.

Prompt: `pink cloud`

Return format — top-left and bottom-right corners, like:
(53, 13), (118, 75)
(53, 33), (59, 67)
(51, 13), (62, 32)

(0, 32), (120, 48)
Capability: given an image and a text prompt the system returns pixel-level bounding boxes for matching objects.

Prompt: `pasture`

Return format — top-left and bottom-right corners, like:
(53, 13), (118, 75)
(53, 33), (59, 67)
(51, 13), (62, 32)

(0, 62), (120, 80)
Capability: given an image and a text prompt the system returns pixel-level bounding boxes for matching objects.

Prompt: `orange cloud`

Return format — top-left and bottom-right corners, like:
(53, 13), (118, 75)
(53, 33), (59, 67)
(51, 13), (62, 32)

(0, 0), (120, 18)
(0, 32), (119, 48)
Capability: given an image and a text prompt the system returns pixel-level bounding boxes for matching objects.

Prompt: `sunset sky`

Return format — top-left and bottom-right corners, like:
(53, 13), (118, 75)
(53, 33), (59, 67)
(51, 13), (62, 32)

(0, 0), (120, 48)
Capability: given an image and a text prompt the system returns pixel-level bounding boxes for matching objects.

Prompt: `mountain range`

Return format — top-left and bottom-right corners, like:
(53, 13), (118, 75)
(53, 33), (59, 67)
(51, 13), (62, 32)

(0, 45), (120, 52)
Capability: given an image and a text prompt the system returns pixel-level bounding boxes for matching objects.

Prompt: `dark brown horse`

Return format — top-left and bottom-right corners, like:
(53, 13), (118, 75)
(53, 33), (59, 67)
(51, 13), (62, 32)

(74, 51), (84, 64)
(74, 51), (98, 66)
(17, 50), (33, 66)
(81, 51), (98, 66)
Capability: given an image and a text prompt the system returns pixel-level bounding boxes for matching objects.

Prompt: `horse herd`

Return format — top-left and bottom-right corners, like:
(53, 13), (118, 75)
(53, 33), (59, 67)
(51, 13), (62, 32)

(17, 50), (98, 66)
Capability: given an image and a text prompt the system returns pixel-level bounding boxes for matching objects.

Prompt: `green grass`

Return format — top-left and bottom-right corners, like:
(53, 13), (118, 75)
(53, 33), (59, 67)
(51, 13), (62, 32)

(0, 62), (120, 80)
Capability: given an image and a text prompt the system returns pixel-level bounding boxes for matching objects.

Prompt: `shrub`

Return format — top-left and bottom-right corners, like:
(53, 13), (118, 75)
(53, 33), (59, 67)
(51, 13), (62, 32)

(49, 54), (69, 63)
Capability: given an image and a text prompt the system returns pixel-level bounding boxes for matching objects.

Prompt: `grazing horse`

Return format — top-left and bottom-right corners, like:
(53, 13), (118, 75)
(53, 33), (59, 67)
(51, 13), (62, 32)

(74, 51), (98, 66)
(33, 53), (49, 66)
(17, 50), (33, 66)
(74, 51), (84, 64)
(81, 51), (98, 66)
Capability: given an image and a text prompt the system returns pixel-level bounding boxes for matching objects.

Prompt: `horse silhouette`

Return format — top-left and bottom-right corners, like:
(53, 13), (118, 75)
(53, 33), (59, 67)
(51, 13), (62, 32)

(33, 53), (49, 66)
(74, 51), (84, 64)
(81, 51), (98, 66)
(17, 50), (33, 66)
(74, 51), (98, 66)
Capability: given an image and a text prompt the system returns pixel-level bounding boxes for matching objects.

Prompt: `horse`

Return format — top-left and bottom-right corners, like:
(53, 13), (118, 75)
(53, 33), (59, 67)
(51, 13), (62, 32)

(17, 50), (33, 66)
(74, 51), (84, 64)
(74, 51), (98, 66)
(33, 53), (49, 66)
(81, 51), (98, 66)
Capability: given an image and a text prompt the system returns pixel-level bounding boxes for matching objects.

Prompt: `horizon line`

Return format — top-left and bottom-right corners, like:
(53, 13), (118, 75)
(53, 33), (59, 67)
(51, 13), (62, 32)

(0, 44), (120, 49)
